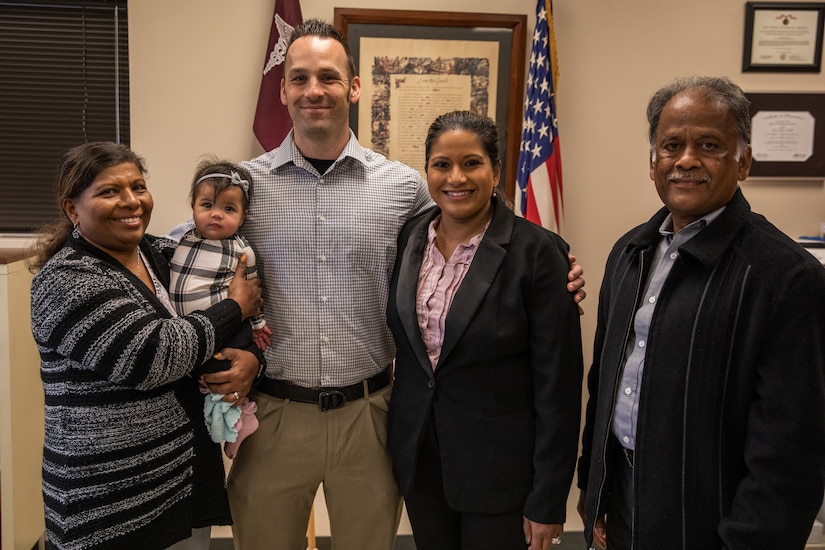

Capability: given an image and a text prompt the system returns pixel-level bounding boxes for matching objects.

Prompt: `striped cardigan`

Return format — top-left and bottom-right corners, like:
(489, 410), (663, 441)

(31, 235), (239, 550)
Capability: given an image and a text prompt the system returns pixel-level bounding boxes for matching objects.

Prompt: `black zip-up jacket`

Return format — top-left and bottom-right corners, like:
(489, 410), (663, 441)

(578, 189), (825, 549)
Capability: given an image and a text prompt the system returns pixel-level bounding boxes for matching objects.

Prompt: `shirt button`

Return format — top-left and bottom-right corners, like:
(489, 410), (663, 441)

(670, 252), (678, 260)
(427, 380), (435, 389)
(319, 177), (325, 184)
(324, 375), (331, 382)
(623, 435), (630, 444)
(321, 335), (329, 343)
(624, 387), (632, 395)
(318, 214), (326, 221)
(638, 340), (645, 348)
(320, 296), (328, 303)
(648, 296), (656, 304)
(319, 255), (327, 261)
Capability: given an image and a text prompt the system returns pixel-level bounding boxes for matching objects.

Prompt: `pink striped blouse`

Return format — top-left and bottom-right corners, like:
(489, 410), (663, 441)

(416, 216), (490, 369)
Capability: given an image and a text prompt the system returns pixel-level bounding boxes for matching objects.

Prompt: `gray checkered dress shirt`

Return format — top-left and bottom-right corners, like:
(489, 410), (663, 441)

(240, 131), (433, 388)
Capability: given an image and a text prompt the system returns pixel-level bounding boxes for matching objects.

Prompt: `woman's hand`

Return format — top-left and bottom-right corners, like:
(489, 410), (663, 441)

(523, 517), (563, 550)
(227, 254), (263, 320)
(201, 348), (259, 403)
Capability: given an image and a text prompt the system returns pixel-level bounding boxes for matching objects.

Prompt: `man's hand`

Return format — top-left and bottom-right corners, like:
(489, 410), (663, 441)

(568, 253), (586, 314)
(578, 490), (607, 549)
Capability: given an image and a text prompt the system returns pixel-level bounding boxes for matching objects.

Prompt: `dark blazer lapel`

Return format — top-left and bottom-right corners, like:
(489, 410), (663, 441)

(396, 211), (437, 373)
(438, 200), (513, 367)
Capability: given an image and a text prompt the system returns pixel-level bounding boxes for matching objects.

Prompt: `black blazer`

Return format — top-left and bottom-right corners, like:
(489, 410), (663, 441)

(386, 198), (583, 524)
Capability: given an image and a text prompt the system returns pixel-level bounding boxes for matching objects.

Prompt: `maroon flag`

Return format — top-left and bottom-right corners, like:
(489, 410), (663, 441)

(253, 0), (303, 151)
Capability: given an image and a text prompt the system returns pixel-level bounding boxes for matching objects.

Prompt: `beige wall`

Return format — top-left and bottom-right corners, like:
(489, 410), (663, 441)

(130, 0), (825, 535)
(0, 259), (44, 550)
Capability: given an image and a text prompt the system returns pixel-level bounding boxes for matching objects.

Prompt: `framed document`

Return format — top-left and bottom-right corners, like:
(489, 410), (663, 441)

(746, 93), (825, 178)
(743, 2), (825, 72)
(334, 8), (526, 192)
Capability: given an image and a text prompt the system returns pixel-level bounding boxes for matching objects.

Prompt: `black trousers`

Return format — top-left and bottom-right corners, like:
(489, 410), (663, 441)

(605, 437), (634, 550)
(404, 418), (528, 550)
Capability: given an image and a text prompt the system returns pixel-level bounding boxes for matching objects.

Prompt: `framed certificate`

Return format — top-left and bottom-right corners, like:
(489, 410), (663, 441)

(743, 2), (825, 72)
(333, 8), (526, 193)
(746, 93), (825, 178)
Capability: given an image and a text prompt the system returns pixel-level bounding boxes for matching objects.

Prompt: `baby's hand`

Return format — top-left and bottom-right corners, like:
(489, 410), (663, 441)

(253, 326), (272, 350)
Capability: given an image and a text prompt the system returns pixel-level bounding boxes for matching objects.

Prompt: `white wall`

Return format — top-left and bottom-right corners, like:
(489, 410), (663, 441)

(129, 0), (825, 536)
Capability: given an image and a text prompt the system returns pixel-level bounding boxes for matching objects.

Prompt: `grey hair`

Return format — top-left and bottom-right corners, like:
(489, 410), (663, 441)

(647, 76), (751, 156)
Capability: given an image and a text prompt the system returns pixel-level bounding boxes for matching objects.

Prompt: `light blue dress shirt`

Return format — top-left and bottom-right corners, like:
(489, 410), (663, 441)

(612, 207), (725, 450)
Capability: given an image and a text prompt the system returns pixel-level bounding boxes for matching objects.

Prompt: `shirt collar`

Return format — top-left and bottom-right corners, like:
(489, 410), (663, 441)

(658, 205), (726, 240)
(266, 129), (367, 173)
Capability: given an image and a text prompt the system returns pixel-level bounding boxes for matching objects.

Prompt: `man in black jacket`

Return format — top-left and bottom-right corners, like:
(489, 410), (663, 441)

(577, 76), (825, 550)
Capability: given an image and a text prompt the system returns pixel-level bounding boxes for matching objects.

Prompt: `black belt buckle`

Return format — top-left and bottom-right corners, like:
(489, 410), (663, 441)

(318, 390), (346, 412)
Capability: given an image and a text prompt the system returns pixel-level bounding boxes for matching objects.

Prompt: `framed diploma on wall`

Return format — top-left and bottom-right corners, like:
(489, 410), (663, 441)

(333, 8), (526, 193)
(743, 2), (825, 72)
(746, 93), (825, 178)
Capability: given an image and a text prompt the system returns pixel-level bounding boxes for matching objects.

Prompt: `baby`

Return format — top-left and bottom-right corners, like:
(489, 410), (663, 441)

(170, 159), (270, 458)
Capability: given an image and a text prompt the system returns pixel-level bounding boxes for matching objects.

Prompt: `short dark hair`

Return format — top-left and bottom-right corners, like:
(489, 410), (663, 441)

(189, 157), (253, 211)
(286, 18), (357, 79)
(647, 76), (751, 153)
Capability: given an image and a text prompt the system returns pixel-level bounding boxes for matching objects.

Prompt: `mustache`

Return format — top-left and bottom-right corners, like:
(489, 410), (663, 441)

(667, 171), (711, 184)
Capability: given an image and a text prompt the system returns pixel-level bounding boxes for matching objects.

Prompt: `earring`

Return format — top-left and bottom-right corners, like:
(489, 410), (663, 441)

(71, 223), (80, 239)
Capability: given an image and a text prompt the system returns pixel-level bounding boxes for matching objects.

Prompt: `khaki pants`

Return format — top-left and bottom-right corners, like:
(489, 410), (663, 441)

(227, 383), (402, 550)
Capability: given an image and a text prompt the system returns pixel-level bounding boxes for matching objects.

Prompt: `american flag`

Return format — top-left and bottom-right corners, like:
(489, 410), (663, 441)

(516, 0), (564, 234)
(253, 0), (303, 151)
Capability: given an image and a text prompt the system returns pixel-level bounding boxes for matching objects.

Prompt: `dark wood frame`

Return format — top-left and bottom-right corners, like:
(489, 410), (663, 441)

(743, 2), (825, 72)
(334, 8), (527, 198)
(746, 92), (825, 178)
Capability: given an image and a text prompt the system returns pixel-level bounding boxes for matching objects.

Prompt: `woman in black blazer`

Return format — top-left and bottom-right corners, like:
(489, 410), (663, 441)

(386, 111), (584, 550)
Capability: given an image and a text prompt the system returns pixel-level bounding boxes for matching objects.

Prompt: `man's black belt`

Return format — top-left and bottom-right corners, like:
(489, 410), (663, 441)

(256, 365), (393, 412)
